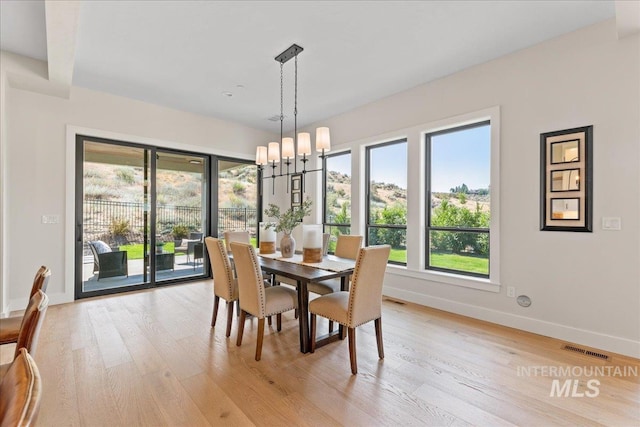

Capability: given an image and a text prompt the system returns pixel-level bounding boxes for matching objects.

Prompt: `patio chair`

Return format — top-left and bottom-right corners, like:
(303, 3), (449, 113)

(88, 240), (128, 280)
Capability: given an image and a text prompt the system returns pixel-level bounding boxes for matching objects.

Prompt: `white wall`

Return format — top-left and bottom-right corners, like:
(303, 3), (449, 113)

(3, 19), (638, 358)
(301, 20), (640, 357)
(2, 51), (276, 313)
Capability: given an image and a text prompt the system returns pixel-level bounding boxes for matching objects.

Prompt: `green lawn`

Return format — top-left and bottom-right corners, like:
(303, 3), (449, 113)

(118, 239), (258, 261)
(430, 251), (488, 275)
(389, 248), (406, 263)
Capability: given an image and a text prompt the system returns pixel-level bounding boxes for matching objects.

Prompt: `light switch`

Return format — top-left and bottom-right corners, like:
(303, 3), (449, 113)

(602, 217), (621, 230)
(41, 215), (60, 224)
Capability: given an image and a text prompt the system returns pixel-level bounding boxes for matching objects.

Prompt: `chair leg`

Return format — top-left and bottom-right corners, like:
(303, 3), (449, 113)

(211, 296), (220, 327)
(374, 317), (384, 359)
(255, 318), (265, 361)
(310, 314), (317, 353)
(339, 325), (346, 340)
(225, 301), (234, 338)
(236, 310), (246, 346)
(294, 309), (298, 319)
(328, 320), (334, 333)
(348, 327), (357, 374)
(276, 313), (282, 332)
(268, 316), (272, 326)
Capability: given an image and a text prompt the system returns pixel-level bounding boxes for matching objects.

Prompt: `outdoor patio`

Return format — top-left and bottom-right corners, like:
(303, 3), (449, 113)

(82, 253), (205, 292)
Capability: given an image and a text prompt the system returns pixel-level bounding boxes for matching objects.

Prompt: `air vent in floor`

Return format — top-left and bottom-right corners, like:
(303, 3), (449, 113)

(562, 344), (610, 360)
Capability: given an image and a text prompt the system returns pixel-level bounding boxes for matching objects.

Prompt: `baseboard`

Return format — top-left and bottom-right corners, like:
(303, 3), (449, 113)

(383, 285), (640, 359)
(5, 291), (73, 316)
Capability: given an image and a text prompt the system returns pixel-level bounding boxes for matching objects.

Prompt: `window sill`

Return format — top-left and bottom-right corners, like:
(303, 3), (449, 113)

(385, 264), (500, 293)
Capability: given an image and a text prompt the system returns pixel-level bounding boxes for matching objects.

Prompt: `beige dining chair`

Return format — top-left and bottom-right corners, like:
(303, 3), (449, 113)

(309, 245), (390, 374)
(0, 266), (50, 346)
(308, 234), (362, 332)
(230, 242), (298, 361)
(204, 237), (239, 337)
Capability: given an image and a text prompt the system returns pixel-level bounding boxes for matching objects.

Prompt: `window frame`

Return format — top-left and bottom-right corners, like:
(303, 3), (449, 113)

(424, 120), (491, 278)
(322, 151), (352, 250)
(365, 138), (408, 266)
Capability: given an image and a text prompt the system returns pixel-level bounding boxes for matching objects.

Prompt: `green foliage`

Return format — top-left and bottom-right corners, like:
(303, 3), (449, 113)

(333, 202), (351, 235)
(457, 192), (467, 204)
(172, 225), (190, 239)
(232, 181), (246, 195)
(109, 218), (130, 236)
(264, 198), (313, 234)
(116, 168), (135, 184)
(450, 183), (469, 194)
(431, 200), (489, 255)
(369, 204), (407, 248)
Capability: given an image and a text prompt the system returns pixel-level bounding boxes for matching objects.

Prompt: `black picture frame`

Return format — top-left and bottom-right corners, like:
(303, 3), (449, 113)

(540, 125), (592, 232)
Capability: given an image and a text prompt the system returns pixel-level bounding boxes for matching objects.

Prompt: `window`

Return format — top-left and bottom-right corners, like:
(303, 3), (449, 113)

(425, 121), (491, 277)
(323, 151), (351, 253)
(366, 140), (407, 264)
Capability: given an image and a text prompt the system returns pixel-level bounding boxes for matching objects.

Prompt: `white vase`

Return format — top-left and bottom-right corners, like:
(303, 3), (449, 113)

(280, 233), (295, 258)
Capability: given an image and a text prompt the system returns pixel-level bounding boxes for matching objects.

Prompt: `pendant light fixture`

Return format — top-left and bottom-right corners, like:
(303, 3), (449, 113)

(255, 44), (331, 194)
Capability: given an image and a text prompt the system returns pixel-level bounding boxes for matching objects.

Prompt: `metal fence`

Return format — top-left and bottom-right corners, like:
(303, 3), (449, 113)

(83, 198), (257, 242)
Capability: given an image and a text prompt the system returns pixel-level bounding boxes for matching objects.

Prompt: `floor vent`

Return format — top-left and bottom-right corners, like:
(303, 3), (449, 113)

(384, 298), (406, 305)
(562, 344), (610, 361)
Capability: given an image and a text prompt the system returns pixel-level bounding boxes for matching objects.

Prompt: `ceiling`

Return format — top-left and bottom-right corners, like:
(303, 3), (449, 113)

(0, 1), (617, 133)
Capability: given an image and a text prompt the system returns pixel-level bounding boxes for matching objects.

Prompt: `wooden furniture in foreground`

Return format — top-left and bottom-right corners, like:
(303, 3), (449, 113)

(0, 348), (42, 427)
(204, 237), (239, 337)
(258, 253), (355, 353)
(231, 242), (298, 361)
(310, 245), (391, 374)
(0, 290), (49, 380)
(0, 266), (50, 346)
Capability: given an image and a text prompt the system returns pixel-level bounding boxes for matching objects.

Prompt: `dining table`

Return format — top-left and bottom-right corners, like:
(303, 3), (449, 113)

(257, 252), (355, 354)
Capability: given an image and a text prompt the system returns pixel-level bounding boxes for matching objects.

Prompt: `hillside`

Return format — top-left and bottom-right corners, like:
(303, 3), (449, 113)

(326, 170), (490, 213)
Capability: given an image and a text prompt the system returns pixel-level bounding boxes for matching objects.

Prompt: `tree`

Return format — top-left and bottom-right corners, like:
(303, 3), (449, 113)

(370, 204), (407, 248)
(431, 200), (489, 254)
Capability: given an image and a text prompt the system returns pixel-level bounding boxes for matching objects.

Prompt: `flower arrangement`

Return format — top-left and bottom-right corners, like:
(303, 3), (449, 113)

(263, 198), (313, 235)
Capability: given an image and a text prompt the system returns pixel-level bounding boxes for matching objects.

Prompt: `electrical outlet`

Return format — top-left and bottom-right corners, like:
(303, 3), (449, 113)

(507, 286), (516, 298)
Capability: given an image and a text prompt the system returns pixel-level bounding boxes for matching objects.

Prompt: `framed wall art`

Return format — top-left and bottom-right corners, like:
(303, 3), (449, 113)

(540, 125), (593, 232)
(291, 173), (302, 208)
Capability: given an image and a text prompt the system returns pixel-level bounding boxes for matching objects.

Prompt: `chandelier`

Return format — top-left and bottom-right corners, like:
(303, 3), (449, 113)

(255, 44), (331, 194)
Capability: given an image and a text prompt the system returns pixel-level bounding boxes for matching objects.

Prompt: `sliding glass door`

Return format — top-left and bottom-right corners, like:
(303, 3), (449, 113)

(75, 137), (210, 298)
(155, 150), (208, 281)
(216, 158), (259, 245)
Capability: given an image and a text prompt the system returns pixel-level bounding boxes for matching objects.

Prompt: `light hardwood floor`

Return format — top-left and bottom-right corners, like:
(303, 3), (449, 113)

(2, 281), (638, 426)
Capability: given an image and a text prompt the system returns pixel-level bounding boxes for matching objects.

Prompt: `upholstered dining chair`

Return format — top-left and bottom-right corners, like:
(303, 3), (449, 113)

(0, 348), (42, 427)
(307, 234), (362, 333)
(0, 266), (50, 346)
(230, 242), (298, 361)
(309, 245), (390, 374)
(0, 290), (49, 381)
(204, 237), (238, 337)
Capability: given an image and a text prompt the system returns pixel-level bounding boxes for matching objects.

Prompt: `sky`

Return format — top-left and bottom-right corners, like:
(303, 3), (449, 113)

(326, 123), (490, 192)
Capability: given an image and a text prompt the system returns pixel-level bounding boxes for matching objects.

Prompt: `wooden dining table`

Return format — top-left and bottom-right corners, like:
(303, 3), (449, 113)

(257, 253), (355, 354)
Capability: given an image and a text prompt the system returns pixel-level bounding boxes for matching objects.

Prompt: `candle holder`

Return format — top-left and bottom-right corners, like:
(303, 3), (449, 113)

(259, 222), (276, 254)
(302, 224), (323, 263)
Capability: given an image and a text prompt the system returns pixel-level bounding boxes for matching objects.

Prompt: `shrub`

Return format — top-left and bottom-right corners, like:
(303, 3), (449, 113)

(172, 225), (189, 239)
(116, 168), (135, 184)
